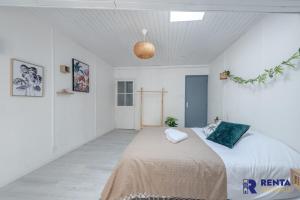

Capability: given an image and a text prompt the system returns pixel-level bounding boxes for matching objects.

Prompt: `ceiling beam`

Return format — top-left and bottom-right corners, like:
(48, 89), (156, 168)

(116, 0), (300, 13)
(0, 0), (116, 9)
(1, 0), (300, 13)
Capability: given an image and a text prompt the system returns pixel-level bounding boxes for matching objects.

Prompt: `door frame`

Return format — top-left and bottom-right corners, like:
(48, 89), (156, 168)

(184, 75), (208, 127)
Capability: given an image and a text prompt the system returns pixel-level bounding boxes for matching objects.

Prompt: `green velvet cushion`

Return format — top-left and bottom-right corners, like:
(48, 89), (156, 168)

(207, 121), (250, 149)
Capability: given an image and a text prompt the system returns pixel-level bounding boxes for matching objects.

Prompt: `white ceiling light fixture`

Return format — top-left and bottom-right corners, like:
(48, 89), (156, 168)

(170, 11), (205, 22)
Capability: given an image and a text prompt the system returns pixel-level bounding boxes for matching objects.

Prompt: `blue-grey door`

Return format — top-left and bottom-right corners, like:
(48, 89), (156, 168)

(185, 75), (208, 127)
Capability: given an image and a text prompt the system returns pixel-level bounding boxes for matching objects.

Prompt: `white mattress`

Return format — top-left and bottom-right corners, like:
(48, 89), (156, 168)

(192, 128), (300, 200)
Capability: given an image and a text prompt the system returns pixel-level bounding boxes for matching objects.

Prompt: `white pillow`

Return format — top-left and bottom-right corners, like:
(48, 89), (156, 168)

(203, 121), (221, 137)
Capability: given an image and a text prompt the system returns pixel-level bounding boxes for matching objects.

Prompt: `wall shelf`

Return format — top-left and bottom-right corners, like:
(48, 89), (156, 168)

(56, 89), (74, 95)
(60, 65), (71, 73)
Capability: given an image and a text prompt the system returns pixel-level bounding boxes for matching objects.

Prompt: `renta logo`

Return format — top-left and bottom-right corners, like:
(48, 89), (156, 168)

(243, 179), (292, 194)
(243, 179), (257, 194)
(261, 179), (291, 187)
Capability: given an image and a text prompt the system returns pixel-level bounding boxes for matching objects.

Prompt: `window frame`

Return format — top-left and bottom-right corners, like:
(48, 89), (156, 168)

(116, 80), (135, 107)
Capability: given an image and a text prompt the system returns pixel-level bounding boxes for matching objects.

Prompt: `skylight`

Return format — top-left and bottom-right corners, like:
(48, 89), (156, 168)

(170, 11), (205, 22)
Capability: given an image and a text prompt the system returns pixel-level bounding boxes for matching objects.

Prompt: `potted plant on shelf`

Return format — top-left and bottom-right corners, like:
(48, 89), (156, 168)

(165, 116), (178, 127)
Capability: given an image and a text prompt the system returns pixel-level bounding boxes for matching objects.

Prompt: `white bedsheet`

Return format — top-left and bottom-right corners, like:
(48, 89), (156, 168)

(192, 128), (300, 200)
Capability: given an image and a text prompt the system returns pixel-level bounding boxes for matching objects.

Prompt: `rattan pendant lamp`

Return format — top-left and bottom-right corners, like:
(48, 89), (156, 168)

(133, 29), (155, 59)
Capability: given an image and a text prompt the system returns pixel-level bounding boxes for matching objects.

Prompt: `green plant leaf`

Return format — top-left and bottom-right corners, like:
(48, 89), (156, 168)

(165, 116), (178, 127)
(225, 49), (299, 85)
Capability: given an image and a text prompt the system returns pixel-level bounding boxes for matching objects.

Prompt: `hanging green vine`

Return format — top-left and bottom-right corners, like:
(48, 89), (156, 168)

(223, 49), (300, 85)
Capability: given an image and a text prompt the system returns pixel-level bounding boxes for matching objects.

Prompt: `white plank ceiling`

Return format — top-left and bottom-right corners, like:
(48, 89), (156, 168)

(26, 8), (264, 67)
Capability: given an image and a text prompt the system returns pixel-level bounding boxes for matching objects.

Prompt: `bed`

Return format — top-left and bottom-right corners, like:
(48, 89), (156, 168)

(101, 127), (300, 200)
(192, 128), (300, 200)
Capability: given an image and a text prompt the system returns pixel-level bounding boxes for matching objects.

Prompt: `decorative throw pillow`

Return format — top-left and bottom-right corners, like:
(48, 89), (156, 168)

(207, 121), (250, 148)
(203, 121), (221, 137)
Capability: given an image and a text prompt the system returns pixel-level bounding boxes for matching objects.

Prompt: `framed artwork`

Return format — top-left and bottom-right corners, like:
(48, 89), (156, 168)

(11, 58), (44, 97)
(72, 58), (89, 93)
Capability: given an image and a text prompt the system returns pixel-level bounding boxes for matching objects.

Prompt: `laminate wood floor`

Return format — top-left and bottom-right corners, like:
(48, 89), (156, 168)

(0, 129), (137, 200)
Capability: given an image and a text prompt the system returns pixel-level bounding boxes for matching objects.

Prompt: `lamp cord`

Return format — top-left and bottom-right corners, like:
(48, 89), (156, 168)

(142, 28), (148, 41)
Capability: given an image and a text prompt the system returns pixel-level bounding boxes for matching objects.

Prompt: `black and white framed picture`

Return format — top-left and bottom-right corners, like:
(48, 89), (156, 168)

(11, 59), (44, 97)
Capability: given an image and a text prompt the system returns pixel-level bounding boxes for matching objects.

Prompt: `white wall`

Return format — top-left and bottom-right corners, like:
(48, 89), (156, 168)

(114, 66), (209, 129)
(53, 30), (114, 155)
(0, 8), (114, 187)
(208, 14), (300, 152)
(96, 59), (115, 135)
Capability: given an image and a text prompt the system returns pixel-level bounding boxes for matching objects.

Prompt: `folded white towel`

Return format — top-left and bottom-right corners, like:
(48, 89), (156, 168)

(164, 128), (188, 143)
